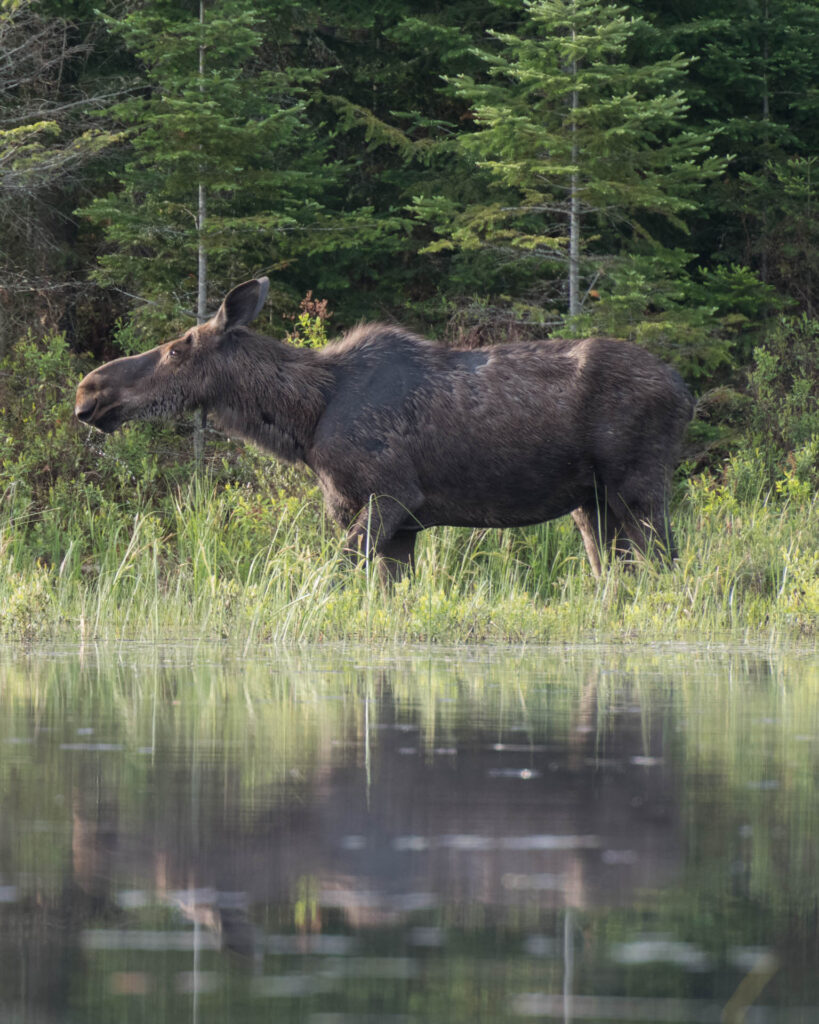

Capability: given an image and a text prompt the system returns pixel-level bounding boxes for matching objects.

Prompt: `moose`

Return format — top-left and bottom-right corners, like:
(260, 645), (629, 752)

(76, 277), (694, 580)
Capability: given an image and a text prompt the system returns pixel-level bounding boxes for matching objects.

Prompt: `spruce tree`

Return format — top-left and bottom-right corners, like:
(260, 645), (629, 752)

(296, 0), (507, 328)
(0, 0), (116, 347)
(414, 0), (724, 330)
(662, 0), (819, 313)
(80, 0), (334, 330)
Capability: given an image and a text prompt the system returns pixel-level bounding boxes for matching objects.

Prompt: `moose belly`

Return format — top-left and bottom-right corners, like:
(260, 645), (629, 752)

(413, 460), (596, 530)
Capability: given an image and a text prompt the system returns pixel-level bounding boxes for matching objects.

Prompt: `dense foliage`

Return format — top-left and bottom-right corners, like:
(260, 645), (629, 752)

(1, 0), (816, 346)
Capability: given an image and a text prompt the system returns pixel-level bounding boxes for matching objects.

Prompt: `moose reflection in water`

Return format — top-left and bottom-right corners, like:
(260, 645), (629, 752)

(76, 277), (694, 580)
(65, 686), (679, 960)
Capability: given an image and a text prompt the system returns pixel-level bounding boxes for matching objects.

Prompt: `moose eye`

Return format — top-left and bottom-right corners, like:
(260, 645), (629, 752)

(168, 335), (193, 359)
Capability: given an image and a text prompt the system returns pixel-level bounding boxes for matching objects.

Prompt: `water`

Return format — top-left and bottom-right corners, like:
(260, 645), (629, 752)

(0, 642), (817, 1023)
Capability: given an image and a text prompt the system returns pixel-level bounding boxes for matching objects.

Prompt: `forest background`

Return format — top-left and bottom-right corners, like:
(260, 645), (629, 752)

(0, 0), (817, 642)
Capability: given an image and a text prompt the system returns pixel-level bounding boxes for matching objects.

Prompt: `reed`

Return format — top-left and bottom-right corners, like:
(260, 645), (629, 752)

(0, 468), (816, 645)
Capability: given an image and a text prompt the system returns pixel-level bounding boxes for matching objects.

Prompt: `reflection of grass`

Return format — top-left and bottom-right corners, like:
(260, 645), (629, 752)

(0, 644), (592, 911)
(1, 471), (817, 643)
(671, 654), (819, 923)
(0, 644), (817, 1006)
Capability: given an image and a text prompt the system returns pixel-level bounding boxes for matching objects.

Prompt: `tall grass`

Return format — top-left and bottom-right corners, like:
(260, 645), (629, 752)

(0, 463), (816, 645)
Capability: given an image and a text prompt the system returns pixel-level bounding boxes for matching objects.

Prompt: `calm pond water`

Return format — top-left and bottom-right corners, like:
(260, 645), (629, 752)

(0, 642), (817, 1023)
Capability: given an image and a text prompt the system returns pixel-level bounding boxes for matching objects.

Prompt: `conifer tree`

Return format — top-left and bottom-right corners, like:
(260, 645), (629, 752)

(414, 0), (724, 327)
(0, 0), (116, 346)
(657, 0), (819, 313)
(80, 0), (334, 329)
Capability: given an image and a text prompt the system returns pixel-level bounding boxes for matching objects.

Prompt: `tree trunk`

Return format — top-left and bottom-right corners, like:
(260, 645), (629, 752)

(197, 183), (207, 327)
(568, 34), (580, 321)
(569, 109), (580, 318)
(193, 0), (207, 468)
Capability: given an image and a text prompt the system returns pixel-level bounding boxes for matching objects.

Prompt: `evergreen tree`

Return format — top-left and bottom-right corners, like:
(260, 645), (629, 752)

(5, 0), (812, 353)
(414, 0), (724, 334)
(640, 0), (819, 315)
(738, 156), (818, 318)
(294, 0), (507, 329)
(80, 0), (336, 331)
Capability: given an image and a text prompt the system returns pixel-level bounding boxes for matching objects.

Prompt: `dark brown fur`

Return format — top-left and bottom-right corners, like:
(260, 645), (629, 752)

(76, 278), (694, 580)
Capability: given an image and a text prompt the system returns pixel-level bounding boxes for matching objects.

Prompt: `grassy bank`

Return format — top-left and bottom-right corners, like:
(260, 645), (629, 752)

(1, 460), (816, 645)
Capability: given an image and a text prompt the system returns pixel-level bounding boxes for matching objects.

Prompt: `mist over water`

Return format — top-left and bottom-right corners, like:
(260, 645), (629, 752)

(0, 643), (817, 1022)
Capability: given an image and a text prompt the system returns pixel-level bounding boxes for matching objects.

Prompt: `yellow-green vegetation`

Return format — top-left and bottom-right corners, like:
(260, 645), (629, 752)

(0, 464), (816, 645)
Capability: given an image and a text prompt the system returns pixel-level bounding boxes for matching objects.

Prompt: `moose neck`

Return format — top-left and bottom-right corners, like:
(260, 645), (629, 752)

(210, 332), (330, 464)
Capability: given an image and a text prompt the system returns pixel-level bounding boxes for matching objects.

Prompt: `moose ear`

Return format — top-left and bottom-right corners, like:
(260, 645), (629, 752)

(213, 277), (270, 332)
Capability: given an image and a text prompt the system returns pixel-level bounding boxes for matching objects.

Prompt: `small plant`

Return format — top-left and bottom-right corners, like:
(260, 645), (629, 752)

(285, 291), (332, 349)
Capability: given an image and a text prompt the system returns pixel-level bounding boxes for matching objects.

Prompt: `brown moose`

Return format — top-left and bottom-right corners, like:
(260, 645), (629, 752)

(75, 277), (694, 580)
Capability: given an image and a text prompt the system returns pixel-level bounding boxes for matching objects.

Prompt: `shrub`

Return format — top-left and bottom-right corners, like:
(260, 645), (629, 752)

(746, 316), (819, 488)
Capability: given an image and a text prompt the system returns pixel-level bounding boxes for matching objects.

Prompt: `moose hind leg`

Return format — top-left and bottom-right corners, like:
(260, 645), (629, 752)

(571, 501), (621, 577)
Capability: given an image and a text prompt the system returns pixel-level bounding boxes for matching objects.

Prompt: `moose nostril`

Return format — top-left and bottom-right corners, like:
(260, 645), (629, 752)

(75, 398), (96, 422)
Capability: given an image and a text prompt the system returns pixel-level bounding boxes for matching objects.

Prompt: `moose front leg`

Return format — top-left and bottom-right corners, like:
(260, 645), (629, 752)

(378, 529), (419, 582)
(344, 493), (422, 583)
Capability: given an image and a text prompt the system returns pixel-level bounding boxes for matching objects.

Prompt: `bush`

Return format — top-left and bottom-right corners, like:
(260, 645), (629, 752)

(746, 316), (819, 488)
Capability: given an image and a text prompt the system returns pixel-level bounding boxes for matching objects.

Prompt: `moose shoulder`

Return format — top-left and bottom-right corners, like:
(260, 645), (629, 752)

(76, 277), (694, 580)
